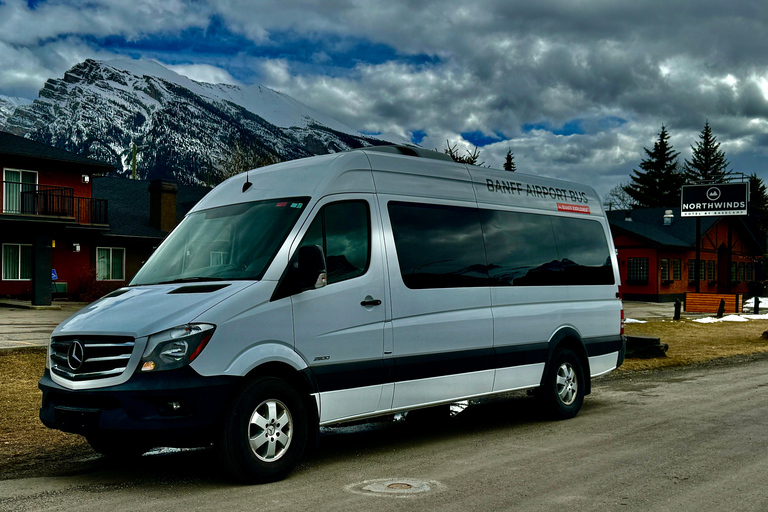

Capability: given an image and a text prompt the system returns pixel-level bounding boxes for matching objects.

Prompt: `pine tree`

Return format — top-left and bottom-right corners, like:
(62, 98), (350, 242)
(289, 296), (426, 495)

(683, 121), (730, 183)
(748, 173), (768, 234)
(623, 125), (685, 208)
(503, 148), (516, 172)
(444, 140), (485, 166)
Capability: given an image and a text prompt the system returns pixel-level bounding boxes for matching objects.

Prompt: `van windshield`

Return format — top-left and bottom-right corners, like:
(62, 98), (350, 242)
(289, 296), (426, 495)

(130, 198), (309, 285)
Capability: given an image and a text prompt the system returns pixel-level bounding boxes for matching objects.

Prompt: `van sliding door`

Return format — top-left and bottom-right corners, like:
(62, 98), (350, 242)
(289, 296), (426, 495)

(381, 198), (494, 410)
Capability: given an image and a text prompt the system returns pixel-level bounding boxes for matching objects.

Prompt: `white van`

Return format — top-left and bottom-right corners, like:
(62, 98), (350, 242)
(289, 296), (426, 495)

(40, 146), (625, 483)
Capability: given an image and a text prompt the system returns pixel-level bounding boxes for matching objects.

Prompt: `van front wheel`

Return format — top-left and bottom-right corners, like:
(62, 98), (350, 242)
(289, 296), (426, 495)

(219, 377), (308, 483)
(536, 348), (585, 420)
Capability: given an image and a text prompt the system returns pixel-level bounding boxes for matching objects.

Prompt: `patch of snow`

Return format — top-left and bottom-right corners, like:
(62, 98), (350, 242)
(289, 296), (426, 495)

(742, 296), (768, 311)
(693, 314), (750, 323)
(104, 58), (364, 135)
(625, 318), (646, 324)
(741, 314), (768, 320)
(693, 317), (722, 323)
(0, 95), (33, 107)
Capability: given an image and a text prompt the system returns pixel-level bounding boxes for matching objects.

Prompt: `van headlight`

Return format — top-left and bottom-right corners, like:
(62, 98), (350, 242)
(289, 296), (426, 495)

(139, 324), (215, 372)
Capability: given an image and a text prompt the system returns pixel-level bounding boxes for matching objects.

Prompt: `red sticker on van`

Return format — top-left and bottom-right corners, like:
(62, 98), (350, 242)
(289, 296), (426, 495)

(557, 203), (590, 214)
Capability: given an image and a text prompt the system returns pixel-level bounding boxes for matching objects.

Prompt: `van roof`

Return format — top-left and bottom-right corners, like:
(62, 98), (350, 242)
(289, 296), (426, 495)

(191, 147), (604, 217)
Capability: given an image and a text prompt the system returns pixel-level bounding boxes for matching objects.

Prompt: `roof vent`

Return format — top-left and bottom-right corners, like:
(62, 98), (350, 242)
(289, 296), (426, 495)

(663, 210), (674, 226)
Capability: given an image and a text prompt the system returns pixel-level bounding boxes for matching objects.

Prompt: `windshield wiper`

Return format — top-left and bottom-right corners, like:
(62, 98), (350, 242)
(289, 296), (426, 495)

(156, 277), (226, 285)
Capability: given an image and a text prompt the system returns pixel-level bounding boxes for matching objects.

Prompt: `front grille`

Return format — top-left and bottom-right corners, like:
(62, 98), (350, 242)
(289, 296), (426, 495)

(51, 336), (135, 381)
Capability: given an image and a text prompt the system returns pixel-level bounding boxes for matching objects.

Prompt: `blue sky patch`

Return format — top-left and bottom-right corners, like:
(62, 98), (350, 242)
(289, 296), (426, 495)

(523, 116), (626, 136)
(461, 130), (505, 147)
(86, 19), (438, 84)
(410, 130), (427, 144)
(523, 120), (585, 136)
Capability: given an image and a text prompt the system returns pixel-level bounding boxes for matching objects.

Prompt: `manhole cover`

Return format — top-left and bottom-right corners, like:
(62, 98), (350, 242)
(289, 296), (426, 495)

(345, 478), (443, 498)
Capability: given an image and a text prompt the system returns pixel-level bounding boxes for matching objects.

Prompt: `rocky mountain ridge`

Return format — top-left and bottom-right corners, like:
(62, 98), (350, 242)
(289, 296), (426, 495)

(1, 59), (387, 184)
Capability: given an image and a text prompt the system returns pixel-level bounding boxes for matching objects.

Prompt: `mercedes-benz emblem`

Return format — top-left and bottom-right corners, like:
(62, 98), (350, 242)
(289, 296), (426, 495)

(706, 187), (721, 201)
(67, 340), (85, 371)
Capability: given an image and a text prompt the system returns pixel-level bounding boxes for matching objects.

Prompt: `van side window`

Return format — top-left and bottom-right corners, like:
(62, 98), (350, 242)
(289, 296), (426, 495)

(480, 209), (558, 286)
(388, 202), (489, 289)
(300, 201), (370, 284)
(479, 210), (614, 286)
(550, 216), (615, 285)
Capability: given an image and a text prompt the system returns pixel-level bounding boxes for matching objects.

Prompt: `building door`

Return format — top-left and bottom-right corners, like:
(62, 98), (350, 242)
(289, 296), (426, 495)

(718, 243), (728, 294)
(3, 169), (37, 214)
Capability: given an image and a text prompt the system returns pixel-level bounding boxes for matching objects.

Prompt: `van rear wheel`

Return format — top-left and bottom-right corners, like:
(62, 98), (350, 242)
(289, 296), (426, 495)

(219, 377), (308, 483)
(536, 348), (585, 420)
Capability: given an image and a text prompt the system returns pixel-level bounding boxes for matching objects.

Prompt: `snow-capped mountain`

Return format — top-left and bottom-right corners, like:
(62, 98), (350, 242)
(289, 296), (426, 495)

(0, 96), (32, 123)
(1, 59), (388, 184)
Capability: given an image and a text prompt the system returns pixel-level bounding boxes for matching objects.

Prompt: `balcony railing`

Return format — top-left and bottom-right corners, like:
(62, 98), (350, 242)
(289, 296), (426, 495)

(1, 181), (108, 225)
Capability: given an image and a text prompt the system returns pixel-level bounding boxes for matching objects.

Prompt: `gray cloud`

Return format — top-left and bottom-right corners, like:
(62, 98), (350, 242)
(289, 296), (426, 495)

(2, 0), (768, 196)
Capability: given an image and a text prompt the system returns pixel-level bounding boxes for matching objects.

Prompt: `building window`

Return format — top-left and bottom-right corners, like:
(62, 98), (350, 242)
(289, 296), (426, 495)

(627, 258), (649, 284)
(688, 259), (705, 282)
(660, 259), (670, 281)
(672, 259), (682, 280)
(738, 262), (745, 282)
(2, 243), (33, 280)
(96, 247), (125, 281)
(747, 263), (754, 281)
(3, 169), (37, 214)
(730, 263), (737, 283)
(707, 260), (716, 282)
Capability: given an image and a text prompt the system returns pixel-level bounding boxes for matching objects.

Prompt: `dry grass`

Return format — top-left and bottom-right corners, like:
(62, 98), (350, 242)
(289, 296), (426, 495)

(3, 319), (768, 478)
(0, 348), (88, 479)
(621, 318), (768, 371)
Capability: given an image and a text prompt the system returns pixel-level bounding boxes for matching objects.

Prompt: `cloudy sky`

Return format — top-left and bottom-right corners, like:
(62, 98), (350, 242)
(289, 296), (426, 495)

(1, 0), (768, 197)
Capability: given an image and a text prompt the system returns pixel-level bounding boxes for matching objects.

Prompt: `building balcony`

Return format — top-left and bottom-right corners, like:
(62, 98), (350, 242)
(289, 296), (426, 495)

(1, 181), (108, 225)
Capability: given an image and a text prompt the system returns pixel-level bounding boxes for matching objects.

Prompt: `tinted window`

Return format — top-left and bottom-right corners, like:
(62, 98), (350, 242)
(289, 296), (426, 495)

(300, 201), (370, 284)
(131, 198), (308, 285)
(480, 210), (614, 286)
(480, 210), (558, 286)
(550, 216), (614, 285)
(388, 202), (489, 289)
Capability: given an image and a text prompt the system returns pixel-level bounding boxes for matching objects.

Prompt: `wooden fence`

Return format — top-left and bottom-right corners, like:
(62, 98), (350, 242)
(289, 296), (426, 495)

(685, 293), (742, 314)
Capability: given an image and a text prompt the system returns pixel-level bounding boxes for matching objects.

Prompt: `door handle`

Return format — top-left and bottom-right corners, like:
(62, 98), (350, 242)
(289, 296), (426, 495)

(360, 299), (382, 307)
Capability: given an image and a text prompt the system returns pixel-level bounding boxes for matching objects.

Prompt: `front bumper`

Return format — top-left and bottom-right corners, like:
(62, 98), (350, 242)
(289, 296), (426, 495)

(39, 367), (239, 445)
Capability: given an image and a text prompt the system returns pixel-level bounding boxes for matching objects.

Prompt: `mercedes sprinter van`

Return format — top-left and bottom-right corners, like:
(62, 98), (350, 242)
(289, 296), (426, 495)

(40, 145), (625, 483)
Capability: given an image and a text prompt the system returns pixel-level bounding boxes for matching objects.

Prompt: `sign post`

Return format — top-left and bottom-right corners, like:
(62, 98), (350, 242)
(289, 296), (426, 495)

(680, 182), (749, 293)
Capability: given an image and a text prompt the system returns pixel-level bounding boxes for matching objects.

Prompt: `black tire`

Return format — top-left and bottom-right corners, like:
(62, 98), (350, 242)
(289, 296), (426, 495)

(219, 377), (308, 484)
(87, 433), (151, 459)
(536, 347), (585, 420)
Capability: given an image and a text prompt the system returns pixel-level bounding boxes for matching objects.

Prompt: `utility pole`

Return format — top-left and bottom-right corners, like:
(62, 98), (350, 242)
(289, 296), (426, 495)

(131, 142), (147, 180)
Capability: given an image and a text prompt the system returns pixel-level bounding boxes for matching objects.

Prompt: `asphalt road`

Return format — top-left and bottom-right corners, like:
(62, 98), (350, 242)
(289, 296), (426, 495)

(0, 303), (82, 350)
(2, 356), (768, 512)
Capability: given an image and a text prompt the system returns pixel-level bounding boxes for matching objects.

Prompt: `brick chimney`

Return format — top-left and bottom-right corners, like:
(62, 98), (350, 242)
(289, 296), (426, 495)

(148, 179), (178, 232)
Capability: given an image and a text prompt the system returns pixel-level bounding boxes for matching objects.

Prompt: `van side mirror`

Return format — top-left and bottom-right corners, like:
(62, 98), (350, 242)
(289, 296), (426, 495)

(296, 244), (327, 292)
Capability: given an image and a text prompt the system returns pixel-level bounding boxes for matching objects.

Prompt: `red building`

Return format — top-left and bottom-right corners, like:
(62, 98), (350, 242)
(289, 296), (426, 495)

(607, 208), (764, 302)
(1, 131), (113, 304)
(1, 131), (211, 304)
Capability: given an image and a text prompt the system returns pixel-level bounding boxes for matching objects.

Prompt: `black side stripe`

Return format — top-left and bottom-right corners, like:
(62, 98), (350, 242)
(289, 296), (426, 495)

(309, 335), (623, 393)
(584, 336), (624, 357)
